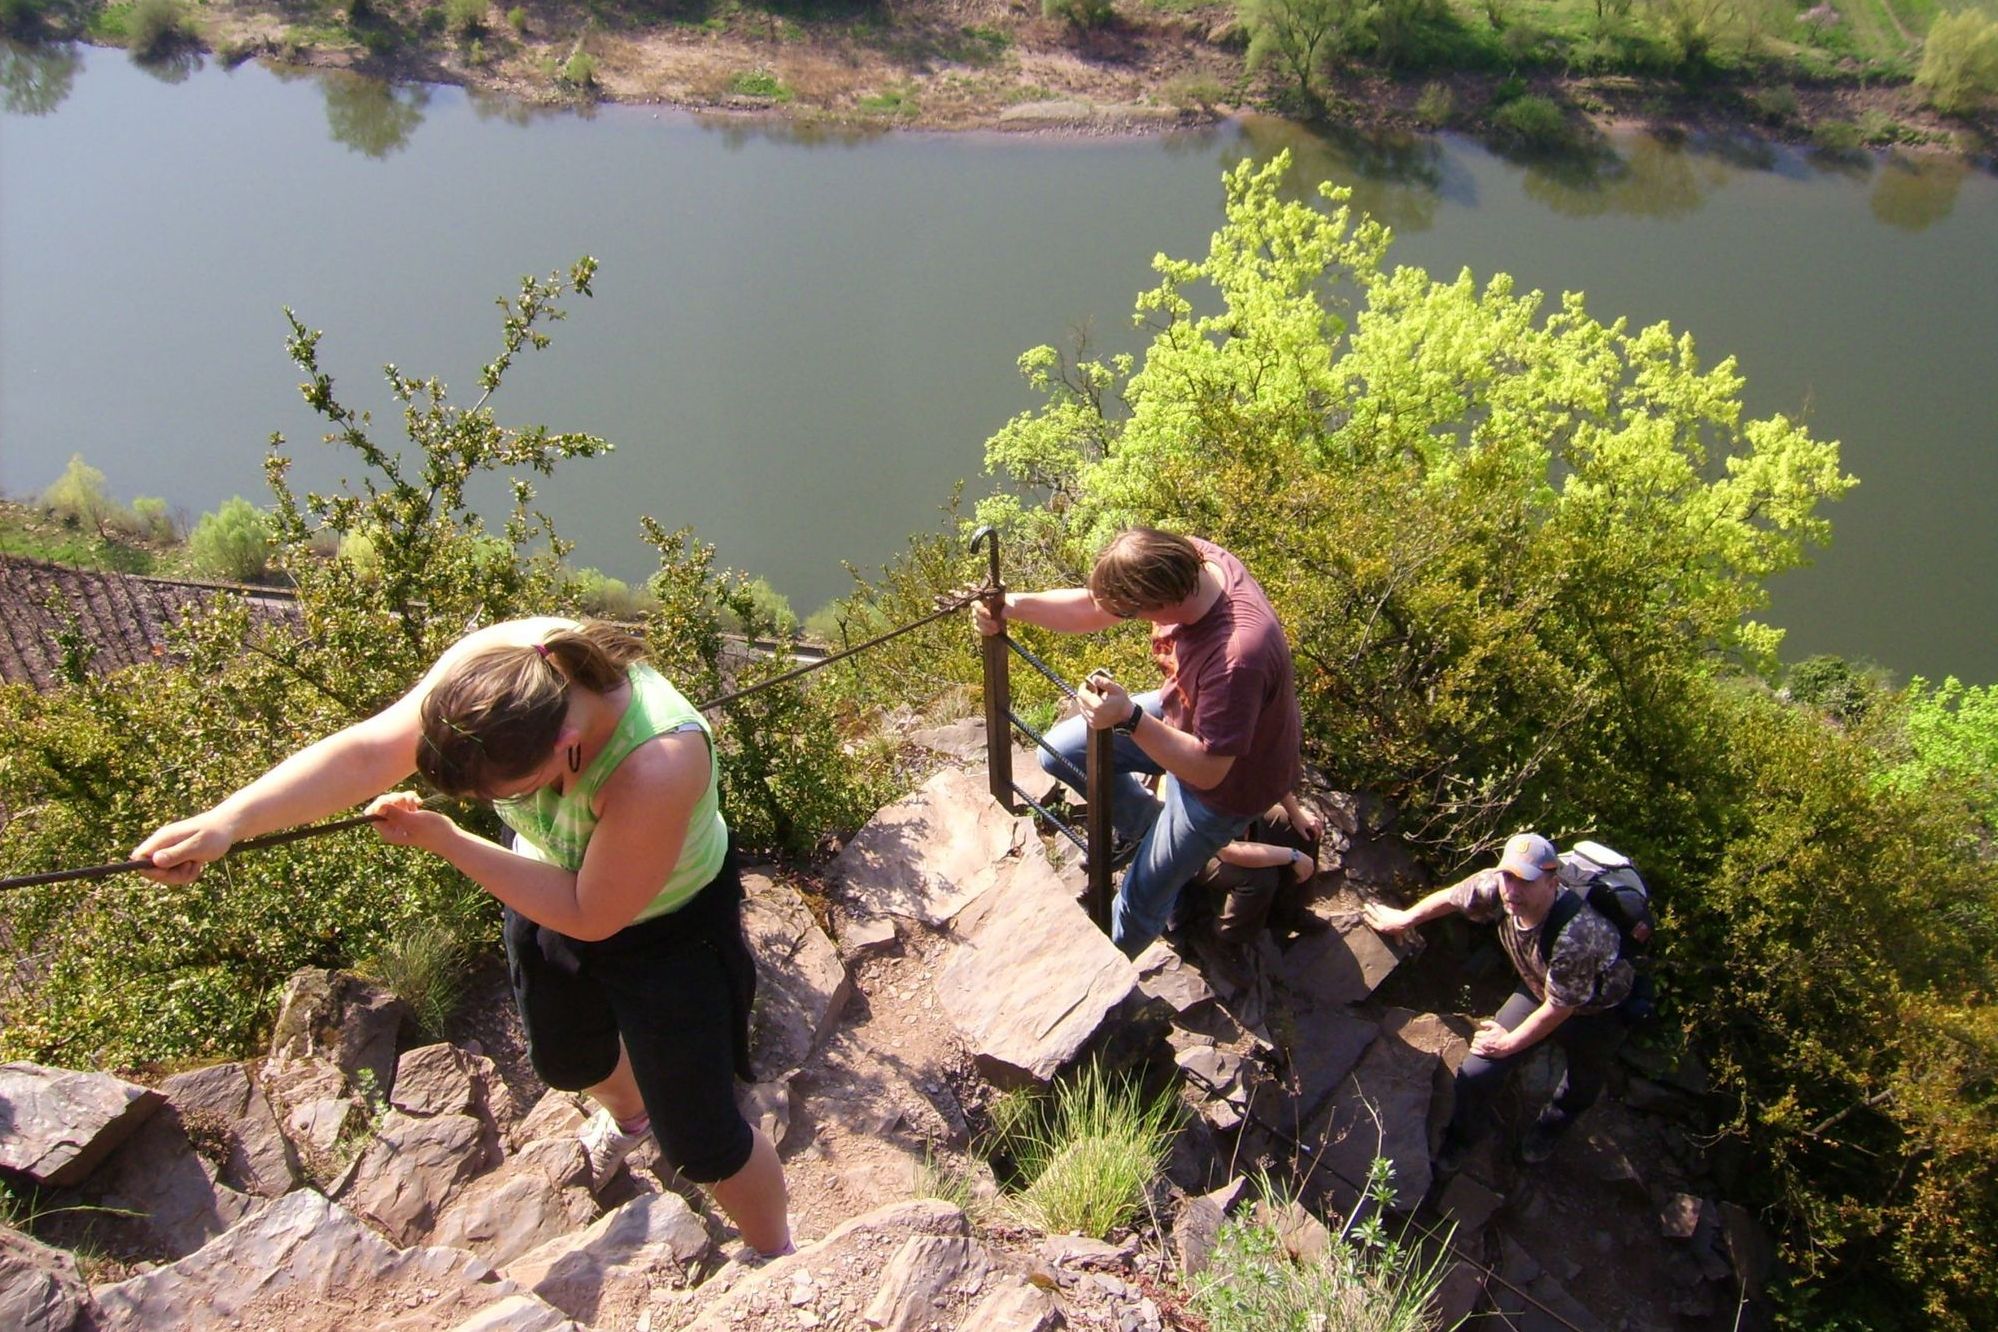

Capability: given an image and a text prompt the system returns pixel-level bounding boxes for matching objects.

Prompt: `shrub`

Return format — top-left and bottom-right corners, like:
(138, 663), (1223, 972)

(1883, 675), (1998, 825)
(1004, 1063), (1175, 1238)
(126, 0), (194, 61)
(187, 497), (273, 582)
(1490, 91), (1569, 146)
(1811, 118), (1863, 151)
(505, 4), (525, 32)
(564, 565), (658, 618)
(1916, 9), (1998, 115)
(728, 67), (789, 99)
(1859, 108), (1902, 143)
(1044, 0), (1115, 29)
(857, 84), (917, 116)
(39, 454), (127, 534)
(1784, 654), (1877, 723)
(1189, 1167), (1452, 1331)
(444, 0), (485, 37)
(559, 50), (595, 88)
(1750, 83), (1798, 123)
(130, 496), (176, 541)
(1412, 79), (1453, 125)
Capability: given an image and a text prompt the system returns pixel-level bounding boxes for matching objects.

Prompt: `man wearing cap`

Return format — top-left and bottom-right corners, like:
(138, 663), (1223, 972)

(973, 527), (1304, 958)
(1363, 832), (1634, 1170)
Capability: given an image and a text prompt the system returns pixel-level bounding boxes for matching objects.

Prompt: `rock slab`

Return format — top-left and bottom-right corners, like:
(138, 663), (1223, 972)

(0, 1063), (162, 1187)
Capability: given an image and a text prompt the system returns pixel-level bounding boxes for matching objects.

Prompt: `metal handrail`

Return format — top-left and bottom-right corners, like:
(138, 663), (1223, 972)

(969, 526), (1113, 934)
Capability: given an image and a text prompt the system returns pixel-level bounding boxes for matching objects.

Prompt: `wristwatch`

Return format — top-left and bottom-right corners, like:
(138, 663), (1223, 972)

(1113, 700), (1145, 734)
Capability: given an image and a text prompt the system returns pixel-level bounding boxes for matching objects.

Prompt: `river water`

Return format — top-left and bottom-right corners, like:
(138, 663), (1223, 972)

(3, 43), (1995, 680)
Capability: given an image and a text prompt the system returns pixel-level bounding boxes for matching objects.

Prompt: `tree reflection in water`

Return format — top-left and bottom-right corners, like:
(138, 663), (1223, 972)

(267, 66), (432, 158)
(1229, 115), (1445, 234)
(0, 38), (80, 116)
(1869, 151), (1970, 233)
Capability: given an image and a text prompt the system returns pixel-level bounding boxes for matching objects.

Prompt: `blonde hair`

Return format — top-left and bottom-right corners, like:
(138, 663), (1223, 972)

(1087, 528), (1203, 618)
(416, 622), (648, 798)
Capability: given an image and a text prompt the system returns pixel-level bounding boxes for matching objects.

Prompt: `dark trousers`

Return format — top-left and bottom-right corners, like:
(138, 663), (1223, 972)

(503, 851), (757, 1184)
(1445, 988), (1628, 1145)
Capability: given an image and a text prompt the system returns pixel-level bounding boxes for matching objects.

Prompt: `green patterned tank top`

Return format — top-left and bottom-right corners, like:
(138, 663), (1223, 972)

(495, 663), (727, 922)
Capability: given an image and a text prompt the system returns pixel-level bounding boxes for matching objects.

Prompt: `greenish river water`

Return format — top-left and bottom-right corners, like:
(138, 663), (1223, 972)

(3, 43), (1995, 680)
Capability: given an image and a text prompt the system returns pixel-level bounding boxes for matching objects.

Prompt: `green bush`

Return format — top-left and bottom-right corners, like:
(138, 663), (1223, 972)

(1190, 1167), (1452, 1331)
(444, 0), (486, 37)
(728, 67), (789, 99)
(1784, 654), (1877, 722)
(129, 496), (176, 541)
(126, 0), (194, 61)
(39, 454), (128, 534)
(1811, 118), (1863, 151)
(1490, 91), (1570, 146)
(559, 50), (594, 88)
(1916, 9), (1998, 115)
(1043, 0), (1115, 29)
(1412, 79), (1453, 125)
(187, 497), (273, 582)
(1750, 82), (1798, 124)
(505, 4), (525, 32)
(1883, 675), (1998, 825)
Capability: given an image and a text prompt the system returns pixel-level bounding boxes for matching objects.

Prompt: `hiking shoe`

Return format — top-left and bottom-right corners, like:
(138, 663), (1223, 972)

(1517, 1111), (1571, 1166)
(580, 1108), (648, 1192)
(1108, 833), (1141, 871)
(1433, 1133), (1470, 1178)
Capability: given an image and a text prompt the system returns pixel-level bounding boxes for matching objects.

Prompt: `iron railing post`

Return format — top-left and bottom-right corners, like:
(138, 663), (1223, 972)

(1085, 725), (1114, 934)
(969, 526), (1015, 812)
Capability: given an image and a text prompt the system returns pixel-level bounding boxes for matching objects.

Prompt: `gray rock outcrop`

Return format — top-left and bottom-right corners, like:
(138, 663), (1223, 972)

(91, 1189), (560, 1331)
(0, 1063), (162, 1187)
(935, 848), (1142, 1085)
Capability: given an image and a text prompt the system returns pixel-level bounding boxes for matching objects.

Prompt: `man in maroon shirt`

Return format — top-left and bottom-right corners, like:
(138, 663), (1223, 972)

(975, 528), (1305, 955)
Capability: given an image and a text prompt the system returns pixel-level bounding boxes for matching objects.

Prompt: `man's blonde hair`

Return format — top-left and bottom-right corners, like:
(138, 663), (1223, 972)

(1087, 528), (1203, 618)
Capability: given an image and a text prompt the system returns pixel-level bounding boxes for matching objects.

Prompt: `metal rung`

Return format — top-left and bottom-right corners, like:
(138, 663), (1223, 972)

(1003, 635), (1080, 700)
(1009, 787), (1089, 853)
(1006, 709), (1085, 789)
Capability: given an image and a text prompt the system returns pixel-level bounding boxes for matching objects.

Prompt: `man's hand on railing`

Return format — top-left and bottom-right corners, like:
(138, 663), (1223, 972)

(969, 589), (1008, 637)
(1079, 671), (1135, 731)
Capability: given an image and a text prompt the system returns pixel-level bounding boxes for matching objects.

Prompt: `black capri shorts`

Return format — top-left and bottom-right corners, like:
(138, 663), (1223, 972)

(502, 848), (757, 1184)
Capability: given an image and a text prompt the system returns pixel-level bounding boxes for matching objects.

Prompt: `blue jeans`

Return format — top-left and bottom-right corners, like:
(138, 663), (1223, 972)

(1038, 692), (1250, 957)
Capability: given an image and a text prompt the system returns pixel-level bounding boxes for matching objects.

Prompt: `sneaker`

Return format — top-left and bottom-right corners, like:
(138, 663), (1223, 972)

(1517, 1110), (1572, 1166)
(580, 1108), (648, 1192)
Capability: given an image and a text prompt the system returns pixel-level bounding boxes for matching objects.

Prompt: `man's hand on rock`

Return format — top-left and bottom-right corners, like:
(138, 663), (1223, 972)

(1362, 901), (1414, 935)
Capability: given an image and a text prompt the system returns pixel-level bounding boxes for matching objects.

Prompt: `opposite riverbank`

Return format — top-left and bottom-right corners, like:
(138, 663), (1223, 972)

(18, 0), (1997, 155)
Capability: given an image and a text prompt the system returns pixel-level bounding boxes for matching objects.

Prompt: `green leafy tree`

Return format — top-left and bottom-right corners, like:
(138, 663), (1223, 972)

(39, 454), (128, 536)
(1241, 0), (1367, 105)
(187, 497), (274, 582)
(1883, 675), (1998, 824)
(983, 152), (1851, 851)
(1916, 9), (1998, 115)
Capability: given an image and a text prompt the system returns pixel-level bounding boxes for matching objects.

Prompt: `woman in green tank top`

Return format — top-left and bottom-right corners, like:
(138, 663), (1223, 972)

(134, 617), (792, 1257)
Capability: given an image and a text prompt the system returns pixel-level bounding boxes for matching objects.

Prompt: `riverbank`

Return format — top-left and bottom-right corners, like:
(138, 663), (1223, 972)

(41, 0), (1998, 154)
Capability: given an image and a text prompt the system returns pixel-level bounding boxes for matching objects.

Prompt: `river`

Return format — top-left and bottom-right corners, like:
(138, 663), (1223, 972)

(3, 43), (1995, 681)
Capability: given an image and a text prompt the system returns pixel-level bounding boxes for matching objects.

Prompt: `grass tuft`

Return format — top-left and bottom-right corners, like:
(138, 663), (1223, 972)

(359, 920), (468, 1039)
(1002, 1062), (1175, 1239)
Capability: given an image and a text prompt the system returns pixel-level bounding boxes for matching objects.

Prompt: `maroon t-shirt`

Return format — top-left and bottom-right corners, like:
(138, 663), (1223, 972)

(1150, 540), (1301, 818)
